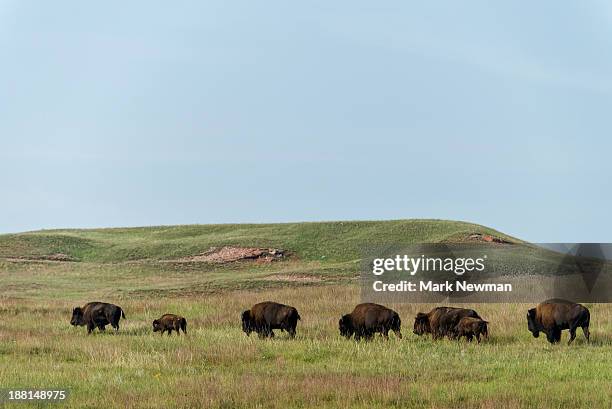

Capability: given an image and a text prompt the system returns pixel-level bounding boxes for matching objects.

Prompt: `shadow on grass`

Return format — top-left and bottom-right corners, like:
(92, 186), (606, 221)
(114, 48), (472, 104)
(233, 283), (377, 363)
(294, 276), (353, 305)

(71, 325), (153, 336)
(406, 333), (522, 346)
(117, 326), (155, 336)
(406, 331), (611, 347)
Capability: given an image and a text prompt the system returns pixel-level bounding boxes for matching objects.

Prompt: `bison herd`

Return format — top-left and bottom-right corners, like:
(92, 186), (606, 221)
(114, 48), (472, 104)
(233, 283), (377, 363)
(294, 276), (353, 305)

(70, 299), (592, 345)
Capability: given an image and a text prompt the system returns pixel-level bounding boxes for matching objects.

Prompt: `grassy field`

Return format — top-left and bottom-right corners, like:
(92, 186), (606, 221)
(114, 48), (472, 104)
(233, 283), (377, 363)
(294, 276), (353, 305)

(0, 220), (610, 408)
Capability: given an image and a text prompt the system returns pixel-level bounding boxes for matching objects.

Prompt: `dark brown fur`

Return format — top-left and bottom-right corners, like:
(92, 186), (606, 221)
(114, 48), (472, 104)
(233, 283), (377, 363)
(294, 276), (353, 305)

(339, 303), (402, 341)
(153, 314), (187, 336)
(70, 302), (126, 334)
(454, 317), (489, 342)
(527, 299), (590, 344)
(241, 301), (301, 338)
(413, 307), (481, 339)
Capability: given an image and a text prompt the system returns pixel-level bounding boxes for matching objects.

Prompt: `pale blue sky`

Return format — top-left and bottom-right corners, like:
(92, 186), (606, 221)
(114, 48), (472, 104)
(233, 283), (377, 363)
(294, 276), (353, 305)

(1, 1), (611, 241)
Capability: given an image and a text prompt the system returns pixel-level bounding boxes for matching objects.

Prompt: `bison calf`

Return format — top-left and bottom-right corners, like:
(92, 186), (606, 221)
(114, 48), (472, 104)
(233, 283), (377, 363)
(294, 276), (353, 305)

(454, 317), (489, 343)
(339, 303), (402, 341)
(70, 302), (125, 334)
(414, 307), (481, 339)
(241, 301), (301, 338)
(153, 314), (187, 336)
(527, 299), (590, 344)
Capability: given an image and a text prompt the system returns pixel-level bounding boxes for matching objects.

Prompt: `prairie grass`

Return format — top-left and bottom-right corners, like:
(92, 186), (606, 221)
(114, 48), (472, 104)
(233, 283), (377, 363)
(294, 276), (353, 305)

(0, 285), (610, 408)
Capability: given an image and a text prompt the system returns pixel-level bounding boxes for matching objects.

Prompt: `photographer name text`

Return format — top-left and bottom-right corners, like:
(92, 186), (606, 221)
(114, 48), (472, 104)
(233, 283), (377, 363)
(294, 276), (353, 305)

(372, 280), (512, 292)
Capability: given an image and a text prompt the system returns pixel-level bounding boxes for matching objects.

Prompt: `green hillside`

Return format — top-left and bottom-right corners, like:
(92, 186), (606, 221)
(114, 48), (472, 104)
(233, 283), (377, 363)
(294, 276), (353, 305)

(0, 219), (518, 263)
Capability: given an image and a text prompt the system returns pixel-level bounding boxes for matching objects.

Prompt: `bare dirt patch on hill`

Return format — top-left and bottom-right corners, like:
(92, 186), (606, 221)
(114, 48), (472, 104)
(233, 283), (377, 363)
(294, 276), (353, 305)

(169, 247), (286, 264)
(465, 233), (512, 244)
(444, 233), (513, 245)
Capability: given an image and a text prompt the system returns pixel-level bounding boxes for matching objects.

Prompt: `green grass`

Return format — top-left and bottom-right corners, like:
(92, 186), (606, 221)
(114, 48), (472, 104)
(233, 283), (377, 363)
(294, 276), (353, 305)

(0, 219), (518, 263)
(0, 219), (609, 408)
(0, 288), (610, 409)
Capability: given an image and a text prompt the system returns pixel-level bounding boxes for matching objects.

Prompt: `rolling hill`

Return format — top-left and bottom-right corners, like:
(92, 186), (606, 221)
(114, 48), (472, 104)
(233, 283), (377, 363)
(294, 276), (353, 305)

(0, 219), (519, 263)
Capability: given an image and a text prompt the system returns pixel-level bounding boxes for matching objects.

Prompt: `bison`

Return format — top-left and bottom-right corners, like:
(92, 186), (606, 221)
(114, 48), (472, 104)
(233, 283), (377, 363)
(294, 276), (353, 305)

(241, 301), (301, 338)
(527, 299), (590, 344)
(70, 302), (126, 334)
(153, 314), (187, 336)
(413, 306), (481, 339)
(339, 303), (402, 341)
(454, 317), (489, 342)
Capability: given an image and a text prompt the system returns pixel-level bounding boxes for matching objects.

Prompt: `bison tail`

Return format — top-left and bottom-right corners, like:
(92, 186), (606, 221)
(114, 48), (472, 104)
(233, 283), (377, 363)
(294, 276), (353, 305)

(296, 312), (301, 321)
(180, 318), (187, 334)
(121, 308), (126, 319)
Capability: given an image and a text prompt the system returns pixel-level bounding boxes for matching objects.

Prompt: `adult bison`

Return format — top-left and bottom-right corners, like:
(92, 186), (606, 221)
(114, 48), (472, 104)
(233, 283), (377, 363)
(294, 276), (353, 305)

(339, 303), (402, 341)
(70, 302), (126, 334)
(241, 301), (301, 338)
(413, 306), (481, 339)
(527, 299), (590, 344)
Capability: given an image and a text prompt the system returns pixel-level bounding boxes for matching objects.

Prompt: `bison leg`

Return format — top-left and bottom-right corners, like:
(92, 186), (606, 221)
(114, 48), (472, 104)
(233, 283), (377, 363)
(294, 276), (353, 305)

(568, 327), (577, 345)
(256, 327), (272, 339)
(582, 326), (590, 342)
(261, 329), (274, 338)
(265, 324), (274, 338)
(87, 322), (95, 334)
(108, 315), (120, 331)
(97, 324), (106, 332)
(382, 329), (390, 340)
(554, 328), (562, 343)
(288, 327), (296, 338)
(547, 327), (561, 344)
(167, 328), (172, 336)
